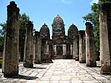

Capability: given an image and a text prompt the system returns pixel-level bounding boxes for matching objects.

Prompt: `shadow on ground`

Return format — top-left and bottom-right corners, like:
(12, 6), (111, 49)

(32, 67), (46, 69)
(10, 75), (38, 80)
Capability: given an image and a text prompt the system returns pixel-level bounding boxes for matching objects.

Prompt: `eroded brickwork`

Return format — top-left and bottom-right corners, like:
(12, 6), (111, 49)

(86, 22), (96, 67)
(2, 1), (19, 77)
(79, 30), (86, 63)
(23, 21), (34, 68)
(99, 3), (111, 74)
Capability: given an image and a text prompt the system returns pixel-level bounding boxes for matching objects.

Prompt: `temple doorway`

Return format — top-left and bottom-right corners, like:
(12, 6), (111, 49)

(56, 45), (63, 59)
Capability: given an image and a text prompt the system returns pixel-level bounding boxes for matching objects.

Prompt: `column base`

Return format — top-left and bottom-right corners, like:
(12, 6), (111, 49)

(23, 62), (33, 68)
(101, 65), (111, 75)
(86, 61), (96, 67)
(75, 56), (79, 61)
(79, 60), (86, 63)
(34, 61), (42, 64)
(4, 71), (18, 78)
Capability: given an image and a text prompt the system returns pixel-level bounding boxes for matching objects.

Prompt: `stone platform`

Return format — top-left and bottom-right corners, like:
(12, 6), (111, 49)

(0, 59), (111, 83)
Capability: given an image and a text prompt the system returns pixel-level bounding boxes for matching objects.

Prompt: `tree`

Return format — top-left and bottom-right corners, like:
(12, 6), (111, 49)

(0, 23), (6, 51)
(83, 3), (99, 51)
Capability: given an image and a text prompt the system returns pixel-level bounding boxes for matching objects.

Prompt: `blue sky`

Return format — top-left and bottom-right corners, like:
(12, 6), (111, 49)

(0, 0), (98, 36)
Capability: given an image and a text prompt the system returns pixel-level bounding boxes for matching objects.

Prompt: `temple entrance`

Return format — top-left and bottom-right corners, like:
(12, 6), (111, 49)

(56, 45), (63, 59)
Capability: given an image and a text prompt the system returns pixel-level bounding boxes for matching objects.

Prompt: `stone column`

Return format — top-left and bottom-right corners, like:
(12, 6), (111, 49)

(54, 45), (56, 56)
(63, 44), (66, 56)
(2, 1), (19, 77)
(70, 45), (73, 55)
(66, 44), (70, 56)
(46, 41), (49, 54)
(86, 22), (96, 67)
(38, 39), (42, 63)
(73, 36), (79, 61)
(49, 44), (53, 58)
(79, 30), (86, 63)
(23, 21), (34, 68)
(99, 3), (111, 74)
(34, 31), (41, 64)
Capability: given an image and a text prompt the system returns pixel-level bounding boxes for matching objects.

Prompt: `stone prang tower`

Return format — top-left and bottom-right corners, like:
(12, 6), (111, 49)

(52, 15), (65, 44)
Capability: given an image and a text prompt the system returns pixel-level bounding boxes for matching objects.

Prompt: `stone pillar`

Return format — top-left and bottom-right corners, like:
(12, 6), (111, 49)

(70, 45), (73, 55)
(46, 41), (49, 54)
(2, 1), (19, 77)
(34, 31), (41, 64)
(33, 37), (35, 62)
(99, 3), (111, 74)
(86, 22), (96, 67)
(23, 21), (34, 68)
(38, 39), (42, 63)
(54, 45), (56, 56)
(66, 44), (70, 56)
(49, 44), (53, 59)
(63, 44), (66, 56)
(73, 36), (79, 61)
(79, 30), (86, 63)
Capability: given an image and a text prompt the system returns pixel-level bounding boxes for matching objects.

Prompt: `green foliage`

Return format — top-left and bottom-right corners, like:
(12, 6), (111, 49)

(0, 23), (6, 51)
(0, 23), (6, 36)
(83, 3), (100, 51)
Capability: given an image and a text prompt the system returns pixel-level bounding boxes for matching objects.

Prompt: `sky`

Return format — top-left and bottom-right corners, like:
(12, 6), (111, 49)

(0, 0), (98, 36)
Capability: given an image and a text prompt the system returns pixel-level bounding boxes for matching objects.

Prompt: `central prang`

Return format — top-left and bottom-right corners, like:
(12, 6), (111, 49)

(52, 15), (65, 43)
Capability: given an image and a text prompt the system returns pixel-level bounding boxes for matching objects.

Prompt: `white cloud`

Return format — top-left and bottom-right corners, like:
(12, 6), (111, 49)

(61, 0), (72, 4)
(90, 0), (99, 5)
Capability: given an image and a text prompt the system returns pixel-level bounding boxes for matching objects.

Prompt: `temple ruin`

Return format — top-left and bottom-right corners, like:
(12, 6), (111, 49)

(1, 1), (111, 78)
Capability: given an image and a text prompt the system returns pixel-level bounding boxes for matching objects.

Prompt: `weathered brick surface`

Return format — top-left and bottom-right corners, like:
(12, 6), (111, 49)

(99, 3), (111, 75)
(86, 22), (96, 67)
(34, 31), (42, 64)
(68, 24), (79, 60)
(2, 1), (19, 77)
(23, 21), (34, 68)
(40, 24), (51, 63)
(79, 30), (86, 63)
